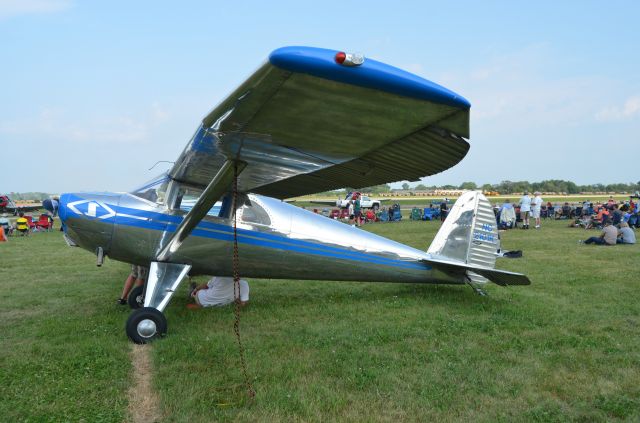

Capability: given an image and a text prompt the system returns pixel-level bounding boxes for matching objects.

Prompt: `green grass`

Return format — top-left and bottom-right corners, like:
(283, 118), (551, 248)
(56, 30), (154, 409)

(1, 220), (639, 422)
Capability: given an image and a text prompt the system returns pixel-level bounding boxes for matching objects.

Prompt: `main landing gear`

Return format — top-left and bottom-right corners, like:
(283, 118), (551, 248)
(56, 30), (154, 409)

(126, 307), (167, 344)
(125, 262), (191, 344)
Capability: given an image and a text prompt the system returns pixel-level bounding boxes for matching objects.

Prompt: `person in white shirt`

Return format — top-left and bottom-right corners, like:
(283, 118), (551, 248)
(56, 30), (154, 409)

(188, 276), (249, 309)
(519, 192), (532, 229)
(530, 191), (544, 229)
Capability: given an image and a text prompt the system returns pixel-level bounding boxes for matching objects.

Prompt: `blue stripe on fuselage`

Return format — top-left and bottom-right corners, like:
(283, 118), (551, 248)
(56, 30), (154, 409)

(64, 195), (430, 271)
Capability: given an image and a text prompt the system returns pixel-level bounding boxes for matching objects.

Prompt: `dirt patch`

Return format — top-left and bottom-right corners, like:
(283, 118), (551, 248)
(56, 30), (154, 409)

(128, 344), (162, 423)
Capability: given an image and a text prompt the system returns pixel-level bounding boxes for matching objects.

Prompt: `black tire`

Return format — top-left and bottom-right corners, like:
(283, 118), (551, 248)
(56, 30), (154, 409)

(128, 285), (145, 309)
(125, 307), (167, 344)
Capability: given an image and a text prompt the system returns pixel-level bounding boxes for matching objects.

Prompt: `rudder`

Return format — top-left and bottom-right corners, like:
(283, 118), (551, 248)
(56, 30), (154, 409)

(427, 191), (500, 286)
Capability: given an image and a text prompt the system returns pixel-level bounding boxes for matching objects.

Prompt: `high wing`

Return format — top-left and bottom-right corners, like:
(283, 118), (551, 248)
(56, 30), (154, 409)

(168, 46), (470, 199)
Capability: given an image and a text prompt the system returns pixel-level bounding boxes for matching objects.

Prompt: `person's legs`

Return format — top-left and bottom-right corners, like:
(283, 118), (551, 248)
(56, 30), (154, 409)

(584, 237), (605, 245)
(119, 274), (136, 303)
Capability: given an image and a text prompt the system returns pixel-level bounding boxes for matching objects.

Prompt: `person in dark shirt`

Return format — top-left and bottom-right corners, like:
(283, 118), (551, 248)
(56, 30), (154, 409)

(439, 199), (448, 222)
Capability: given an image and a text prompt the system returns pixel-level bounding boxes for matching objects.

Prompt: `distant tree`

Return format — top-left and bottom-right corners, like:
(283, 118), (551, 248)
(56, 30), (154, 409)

(459, 182), (477, 190)
(402, 183), (410, 190)
(362, 184), (391, 194)
(415, 184), (427, 190)
(481, 184), (493, 192)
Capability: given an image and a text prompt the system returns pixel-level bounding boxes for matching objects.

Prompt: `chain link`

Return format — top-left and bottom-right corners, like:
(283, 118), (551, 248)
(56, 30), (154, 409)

(232, 162), (255, 399)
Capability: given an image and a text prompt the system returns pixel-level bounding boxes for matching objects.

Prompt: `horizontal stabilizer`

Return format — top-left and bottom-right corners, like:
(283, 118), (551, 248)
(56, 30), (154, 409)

(421, 258), (531, 286)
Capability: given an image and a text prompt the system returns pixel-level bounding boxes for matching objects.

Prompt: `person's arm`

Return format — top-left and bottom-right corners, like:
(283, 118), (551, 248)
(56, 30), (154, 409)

(192, 283), (208, 294)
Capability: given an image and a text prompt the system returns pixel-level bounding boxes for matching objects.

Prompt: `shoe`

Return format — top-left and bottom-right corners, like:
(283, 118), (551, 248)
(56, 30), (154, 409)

(535, 225), (540, 229)
(117, 298), (126, 305)
(577, 240), (584, 244)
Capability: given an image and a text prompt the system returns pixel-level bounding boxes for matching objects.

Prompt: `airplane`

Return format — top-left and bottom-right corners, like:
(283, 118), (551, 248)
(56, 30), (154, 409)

(0, 194), (42, 215)
(58, 46), (530, 344)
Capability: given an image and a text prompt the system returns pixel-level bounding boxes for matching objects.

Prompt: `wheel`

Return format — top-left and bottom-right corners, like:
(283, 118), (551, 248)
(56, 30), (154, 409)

(125, 307), (167, 344)
(128, 285), (145, 309)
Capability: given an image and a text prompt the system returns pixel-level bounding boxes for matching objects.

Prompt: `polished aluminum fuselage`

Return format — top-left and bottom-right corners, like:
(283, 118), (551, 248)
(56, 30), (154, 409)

(60, 192), (461, 285)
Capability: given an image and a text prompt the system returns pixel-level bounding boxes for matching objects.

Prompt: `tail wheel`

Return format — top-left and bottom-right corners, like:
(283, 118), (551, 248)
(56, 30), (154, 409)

(125, 307), (167, 344)
(127, 285), (145, 309)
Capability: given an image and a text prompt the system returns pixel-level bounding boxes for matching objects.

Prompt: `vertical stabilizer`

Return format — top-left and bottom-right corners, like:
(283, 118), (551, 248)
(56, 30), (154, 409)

(427, 191), (500, 286)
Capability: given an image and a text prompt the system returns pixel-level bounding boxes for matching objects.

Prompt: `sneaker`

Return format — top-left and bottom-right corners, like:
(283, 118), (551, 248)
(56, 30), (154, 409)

(535, 225), (540, 229)
(577, 240), (584, 244)
(116, 298), (126, 305)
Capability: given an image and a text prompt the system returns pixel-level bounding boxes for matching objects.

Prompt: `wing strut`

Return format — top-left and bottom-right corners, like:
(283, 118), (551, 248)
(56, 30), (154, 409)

(156, 159), (246, 262)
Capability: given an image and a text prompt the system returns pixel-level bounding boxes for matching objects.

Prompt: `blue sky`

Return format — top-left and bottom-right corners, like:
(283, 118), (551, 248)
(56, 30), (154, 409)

(1, 1), (639, 193)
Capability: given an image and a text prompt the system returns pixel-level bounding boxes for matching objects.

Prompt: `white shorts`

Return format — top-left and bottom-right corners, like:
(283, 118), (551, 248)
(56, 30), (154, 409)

(531, 209), (541, 218)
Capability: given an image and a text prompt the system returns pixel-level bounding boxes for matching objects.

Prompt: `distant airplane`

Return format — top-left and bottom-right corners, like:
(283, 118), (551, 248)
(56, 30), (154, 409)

(0, 195), (42, 215)
(58, 46), (530, 344)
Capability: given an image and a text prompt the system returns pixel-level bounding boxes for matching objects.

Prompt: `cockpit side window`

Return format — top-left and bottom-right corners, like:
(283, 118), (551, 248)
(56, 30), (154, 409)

(170, 184), (223, 217)
(237, 196), (271, 226)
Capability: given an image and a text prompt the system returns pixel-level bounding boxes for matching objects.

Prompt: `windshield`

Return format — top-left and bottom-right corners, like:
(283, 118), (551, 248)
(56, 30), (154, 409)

(130, 173), (170, 204)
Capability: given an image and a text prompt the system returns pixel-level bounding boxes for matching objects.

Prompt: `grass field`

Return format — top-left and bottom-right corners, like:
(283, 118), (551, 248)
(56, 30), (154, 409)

(1, 219), (639, 422)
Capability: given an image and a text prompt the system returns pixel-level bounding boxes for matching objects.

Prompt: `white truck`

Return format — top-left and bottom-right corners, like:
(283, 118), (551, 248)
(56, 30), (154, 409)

(336, 193), (381, 210)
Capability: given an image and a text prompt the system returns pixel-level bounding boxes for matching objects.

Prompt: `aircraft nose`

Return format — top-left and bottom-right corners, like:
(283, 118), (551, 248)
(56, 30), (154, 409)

(58, 192), (120, 254)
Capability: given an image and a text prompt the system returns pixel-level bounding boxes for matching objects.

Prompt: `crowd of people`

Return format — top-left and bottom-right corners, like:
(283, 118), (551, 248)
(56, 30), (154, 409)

(495, 191), (545, 230)
(0, 211), (56, 241)
(495, 194), (640, 232)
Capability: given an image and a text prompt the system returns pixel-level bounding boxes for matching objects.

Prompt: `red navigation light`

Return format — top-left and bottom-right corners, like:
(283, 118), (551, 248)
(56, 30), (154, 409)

(334, 51), (365, 67)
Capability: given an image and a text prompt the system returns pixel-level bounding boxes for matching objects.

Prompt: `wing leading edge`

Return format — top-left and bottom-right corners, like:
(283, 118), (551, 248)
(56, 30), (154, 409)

(169, 46), (471, 198)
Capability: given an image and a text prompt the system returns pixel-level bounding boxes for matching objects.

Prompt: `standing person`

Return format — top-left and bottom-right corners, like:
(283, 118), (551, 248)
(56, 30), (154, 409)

(117, 265), (148, 305)
(188, 276), (249, 309)
(348, 200), (355, 226)
(519, 192), (532, 229)
(439, 199), (448, 222)
(51, 197), (59, 217)
(531, 192), (544, 229)
(354, 194), (362, 227)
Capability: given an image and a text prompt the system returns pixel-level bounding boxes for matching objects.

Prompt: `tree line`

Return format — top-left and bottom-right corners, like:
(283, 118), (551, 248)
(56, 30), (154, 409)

(320, 180), (640, 196)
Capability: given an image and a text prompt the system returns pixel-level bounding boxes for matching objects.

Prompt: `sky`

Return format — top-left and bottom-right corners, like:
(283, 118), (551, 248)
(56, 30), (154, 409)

(1, 1), (639, 194)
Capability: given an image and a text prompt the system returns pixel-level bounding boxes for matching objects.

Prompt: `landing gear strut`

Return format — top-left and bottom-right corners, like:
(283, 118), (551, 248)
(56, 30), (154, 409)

(124, 262), (191, 343)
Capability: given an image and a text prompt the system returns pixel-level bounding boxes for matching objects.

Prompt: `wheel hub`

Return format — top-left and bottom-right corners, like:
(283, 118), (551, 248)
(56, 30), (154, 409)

(137, 319), (157, 338)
